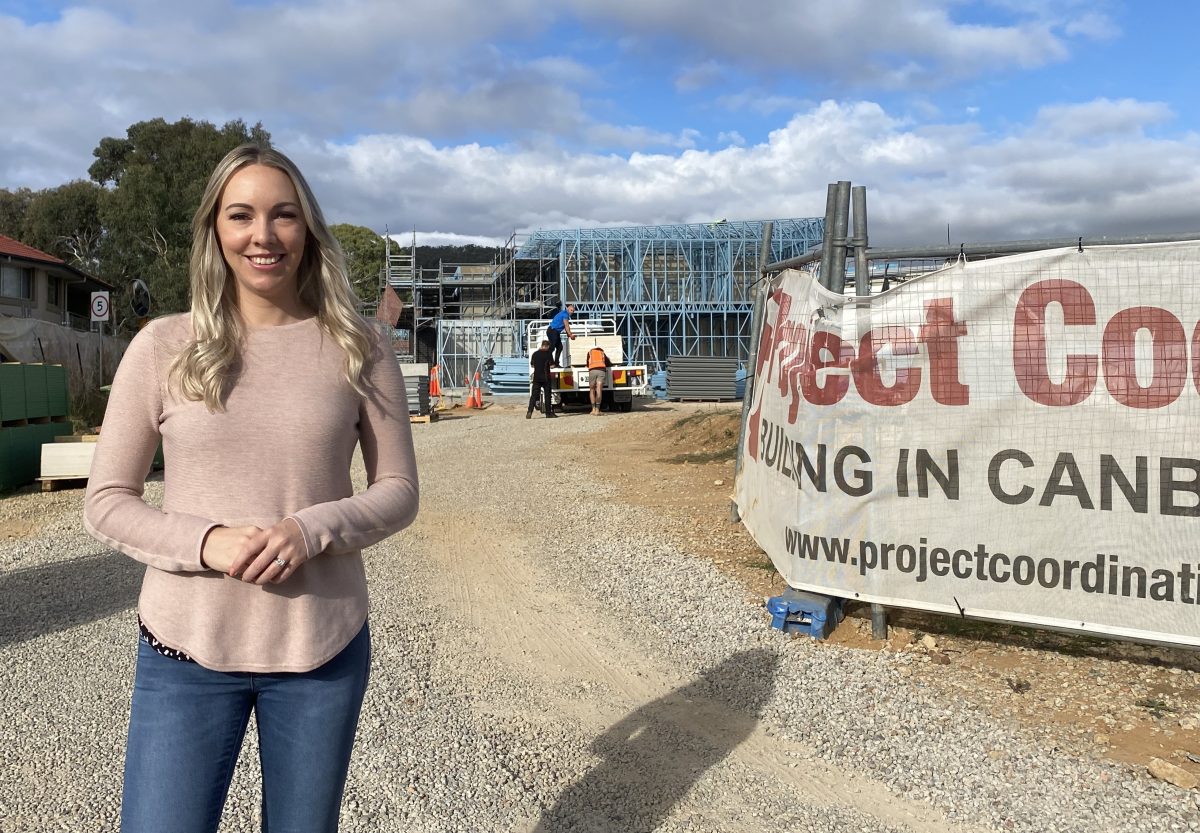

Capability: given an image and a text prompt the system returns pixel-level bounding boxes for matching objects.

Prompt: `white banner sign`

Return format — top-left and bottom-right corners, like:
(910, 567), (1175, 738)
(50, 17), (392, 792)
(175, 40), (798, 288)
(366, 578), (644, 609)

(735, 242), (1200, 647)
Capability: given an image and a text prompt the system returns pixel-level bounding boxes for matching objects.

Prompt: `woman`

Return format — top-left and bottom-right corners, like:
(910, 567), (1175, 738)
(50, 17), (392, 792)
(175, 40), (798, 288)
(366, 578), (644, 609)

(83, 144), (419, 832)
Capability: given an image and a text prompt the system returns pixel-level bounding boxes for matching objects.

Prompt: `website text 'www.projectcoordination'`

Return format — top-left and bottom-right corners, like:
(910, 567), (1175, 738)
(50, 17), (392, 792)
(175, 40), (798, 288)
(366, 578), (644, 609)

(784, 528), (1200, 604)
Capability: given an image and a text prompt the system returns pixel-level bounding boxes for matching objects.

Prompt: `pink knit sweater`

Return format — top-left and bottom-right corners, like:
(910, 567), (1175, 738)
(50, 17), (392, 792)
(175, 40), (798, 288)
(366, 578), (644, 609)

(83, 314), (419, 672)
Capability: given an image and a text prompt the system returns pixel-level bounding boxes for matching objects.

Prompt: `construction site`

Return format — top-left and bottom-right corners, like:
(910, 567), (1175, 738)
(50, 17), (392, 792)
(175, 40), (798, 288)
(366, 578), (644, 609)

(381, 218), (825, 392)
(5, 189), (1199, 831)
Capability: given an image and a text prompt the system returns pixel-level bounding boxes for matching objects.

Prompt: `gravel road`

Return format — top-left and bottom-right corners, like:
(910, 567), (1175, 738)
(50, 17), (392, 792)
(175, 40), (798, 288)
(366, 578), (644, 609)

(0, 404), (1195, 832)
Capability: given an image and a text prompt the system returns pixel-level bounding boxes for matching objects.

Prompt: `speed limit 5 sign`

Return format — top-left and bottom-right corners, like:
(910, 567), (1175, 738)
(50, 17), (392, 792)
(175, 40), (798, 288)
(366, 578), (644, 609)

(91, 291), (111, 323)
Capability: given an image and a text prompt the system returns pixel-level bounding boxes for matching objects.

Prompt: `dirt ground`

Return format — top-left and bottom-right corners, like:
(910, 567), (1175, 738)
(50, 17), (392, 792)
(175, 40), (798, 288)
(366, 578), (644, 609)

(4, 395), (1196, 830)
(574, 400), (1200, 786)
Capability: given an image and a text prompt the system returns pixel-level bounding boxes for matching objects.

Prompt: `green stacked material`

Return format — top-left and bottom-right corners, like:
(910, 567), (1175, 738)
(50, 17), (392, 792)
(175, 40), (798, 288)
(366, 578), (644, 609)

(0, 362), (77, 489)
(46, 365), (68, 417)
(43, 421), (72, 443)
(23, 364), (49, 419)
(1, 425), (37, 489)
(0, 429), (12, 491)
(0, 363), (25, 422)
(0, 421), (73, 491)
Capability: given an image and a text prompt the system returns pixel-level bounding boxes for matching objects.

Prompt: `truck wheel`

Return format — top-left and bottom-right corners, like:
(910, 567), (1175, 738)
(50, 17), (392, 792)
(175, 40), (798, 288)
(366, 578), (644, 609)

(619, 400), (633, 412)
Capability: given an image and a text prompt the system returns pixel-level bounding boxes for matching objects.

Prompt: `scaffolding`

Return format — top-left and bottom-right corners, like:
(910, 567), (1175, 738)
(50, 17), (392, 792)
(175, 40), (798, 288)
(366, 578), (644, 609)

(499, 218), (824, 370)
(385, 230), (441, 364)
(433, 260), (513, 386)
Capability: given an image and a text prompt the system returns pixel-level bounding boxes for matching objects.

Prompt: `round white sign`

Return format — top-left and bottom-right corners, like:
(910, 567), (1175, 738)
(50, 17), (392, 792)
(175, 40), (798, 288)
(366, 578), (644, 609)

(91, 292), (111, 322)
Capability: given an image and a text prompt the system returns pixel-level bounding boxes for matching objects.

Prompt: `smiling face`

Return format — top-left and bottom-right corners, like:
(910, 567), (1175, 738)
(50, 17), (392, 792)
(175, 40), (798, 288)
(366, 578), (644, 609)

(215, 164), (307, 308)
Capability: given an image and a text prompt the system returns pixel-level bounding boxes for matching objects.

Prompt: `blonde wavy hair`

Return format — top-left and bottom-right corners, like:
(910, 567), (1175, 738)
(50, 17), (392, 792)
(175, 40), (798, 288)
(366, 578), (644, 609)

(170, 144), (375, 411)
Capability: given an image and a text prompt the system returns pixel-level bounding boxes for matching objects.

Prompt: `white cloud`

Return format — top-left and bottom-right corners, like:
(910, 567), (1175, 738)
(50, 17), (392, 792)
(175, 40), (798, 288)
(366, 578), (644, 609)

(1032, 98), (1174, 141)
(569, 0), (1114, 87)
(389, 231), (508, 248)
(293, 97), (1200, 249)
(1, 1), (1191, 258)
(0, 0), (1128, 191)
(674, 60), (725, 92)
(1063, 11), (1121, 40)
(0, 1), (708, 190)
(717, 90), (812, 117)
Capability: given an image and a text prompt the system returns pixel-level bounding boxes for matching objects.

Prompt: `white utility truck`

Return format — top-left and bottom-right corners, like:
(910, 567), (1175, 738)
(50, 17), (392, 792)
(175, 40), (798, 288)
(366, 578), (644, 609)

(525, 317), (649, 412)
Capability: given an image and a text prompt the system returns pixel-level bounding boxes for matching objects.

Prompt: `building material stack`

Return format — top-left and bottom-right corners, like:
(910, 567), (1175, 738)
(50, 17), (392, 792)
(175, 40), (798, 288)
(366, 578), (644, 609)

(399, 363), (432, 417)
(0, 363), (73, 491)
(485, 357), (532, 394)
(666, 356), (740, 401)
(649, 370), (669, 400)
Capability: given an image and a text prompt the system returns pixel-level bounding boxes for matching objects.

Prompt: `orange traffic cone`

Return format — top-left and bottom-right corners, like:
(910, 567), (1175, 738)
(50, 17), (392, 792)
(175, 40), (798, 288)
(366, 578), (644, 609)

(429, 366), (441, 397)
(462, 376), (475, 408)
(470, 372), (484, 408)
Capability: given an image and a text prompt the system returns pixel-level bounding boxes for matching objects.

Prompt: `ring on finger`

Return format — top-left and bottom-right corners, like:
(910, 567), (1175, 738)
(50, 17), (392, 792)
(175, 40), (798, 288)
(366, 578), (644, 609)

(273, 557), (288, 569)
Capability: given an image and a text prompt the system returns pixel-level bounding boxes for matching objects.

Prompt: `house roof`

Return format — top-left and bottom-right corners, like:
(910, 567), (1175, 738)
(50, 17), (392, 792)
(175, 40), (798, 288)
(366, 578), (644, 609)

(0, 233), (115, 289)
(0, 234), (65, 265)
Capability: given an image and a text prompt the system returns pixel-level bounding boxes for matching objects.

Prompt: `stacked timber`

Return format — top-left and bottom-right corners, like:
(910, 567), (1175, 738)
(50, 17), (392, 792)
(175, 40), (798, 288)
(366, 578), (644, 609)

(666, 356), (740, 401)
(40, 435), (99, 481)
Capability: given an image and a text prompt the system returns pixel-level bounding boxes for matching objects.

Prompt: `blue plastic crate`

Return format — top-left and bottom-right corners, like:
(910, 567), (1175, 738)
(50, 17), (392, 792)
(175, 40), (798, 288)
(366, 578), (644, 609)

(766, 589), (845, 640)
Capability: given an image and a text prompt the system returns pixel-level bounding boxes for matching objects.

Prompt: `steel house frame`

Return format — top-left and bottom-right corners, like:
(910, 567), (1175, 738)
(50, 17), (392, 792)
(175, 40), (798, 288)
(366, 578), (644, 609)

(510, 218), (823, 370)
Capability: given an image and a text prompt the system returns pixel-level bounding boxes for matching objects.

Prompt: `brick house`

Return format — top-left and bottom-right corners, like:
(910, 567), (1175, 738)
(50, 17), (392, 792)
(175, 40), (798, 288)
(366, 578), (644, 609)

(0, 234), (116, 331)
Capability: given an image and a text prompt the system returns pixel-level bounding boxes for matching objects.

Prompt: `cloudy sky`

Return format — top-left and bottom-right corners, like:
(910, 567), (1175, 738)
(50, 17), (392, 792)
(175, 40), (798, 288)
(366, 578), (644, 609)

(2, 0), (1198, 247)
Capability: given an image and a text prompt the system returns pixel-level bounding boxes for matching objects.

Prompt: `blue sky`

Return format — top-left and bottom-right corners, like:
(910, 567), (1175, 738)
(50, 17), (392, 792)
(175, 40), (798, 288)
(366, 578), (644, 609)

(1, 0), (1198, 246)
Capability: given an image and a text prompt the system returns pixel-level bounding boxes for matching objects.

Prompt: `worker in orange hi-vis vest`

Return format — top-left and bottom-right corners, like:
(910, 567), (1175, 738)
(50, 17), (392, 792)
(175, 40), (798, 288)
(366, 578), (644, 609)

(586, 346), (612, 416)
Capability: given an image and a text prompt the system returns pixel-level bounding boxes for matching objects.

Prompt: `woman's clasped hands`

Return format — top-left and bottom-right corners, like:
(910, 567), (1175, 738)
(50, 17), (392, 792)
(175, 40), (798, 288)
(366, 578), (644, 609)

(200, 518), (309, 585)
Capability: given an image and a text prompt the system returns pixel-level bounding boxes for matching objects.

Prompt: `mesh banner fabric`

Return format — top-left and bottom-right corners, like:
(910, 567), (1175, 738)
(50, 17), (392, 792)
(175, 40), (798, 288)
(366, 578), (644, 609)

(735, 242), (1200, 647)
(0, 317), (126, 406)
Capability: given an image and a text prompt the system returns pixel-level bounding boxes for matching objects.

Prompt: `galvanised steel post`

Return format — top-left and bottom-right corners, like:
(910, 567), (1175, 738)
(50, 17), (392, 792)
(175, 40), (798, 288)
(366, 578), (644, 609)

(851, 185), (889, 639)
(852, 185), (869, 298)
(828, 181), (851, 294)
(818, 183), (838, 289)
(731, 221), (774, 523)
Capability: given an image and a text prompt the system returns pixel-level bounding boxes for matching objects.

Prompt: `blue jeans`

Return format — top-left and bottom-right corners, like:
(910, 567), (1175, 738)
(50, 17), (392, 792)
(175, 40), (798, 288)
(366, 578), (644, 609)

(121, 623), (371, 833)
(547, 327), (564, 365)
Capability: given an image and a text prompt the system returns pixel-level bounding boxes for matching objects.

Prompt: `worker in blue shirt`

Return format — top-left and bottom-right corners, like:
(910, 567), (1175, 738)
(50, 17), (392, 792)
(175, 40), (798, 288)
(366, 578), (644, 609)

(546, 302), (575, 366)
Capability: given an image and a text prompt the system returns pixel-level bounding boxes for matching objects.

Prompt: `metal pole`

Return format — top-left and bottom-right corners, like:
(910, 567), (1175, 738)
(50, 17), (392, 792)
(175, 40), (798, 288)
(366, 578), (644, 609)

(852, 186), (869, 298)
(850, 185), (889, 640)
(827, 181), (851, 294)
(871, 604), (889, 641)
(381, 225), (389, 302)
(818, 183), (838, 289)
(730, 222), (774, 523)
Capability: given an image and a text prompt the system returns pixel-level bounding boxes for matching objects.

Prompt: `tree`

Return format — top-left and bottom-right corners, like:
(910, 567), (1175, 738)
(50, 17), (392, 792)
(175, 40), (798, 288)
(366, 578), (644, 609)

(413, 244), (504, 271)
(23, 180), (104, 271)
(89, 117), (271, 317)
(330, 224), (385, 303)
(0, 187), (33, 241)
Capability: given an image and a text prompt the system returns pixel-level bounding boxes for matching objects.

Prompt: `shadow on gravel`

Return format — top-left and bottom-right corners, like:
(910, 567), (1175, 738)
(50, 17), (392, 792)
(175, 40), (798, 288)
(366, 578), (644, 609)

(533, 648), (779, 833)
(0, 552), (141, 648)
